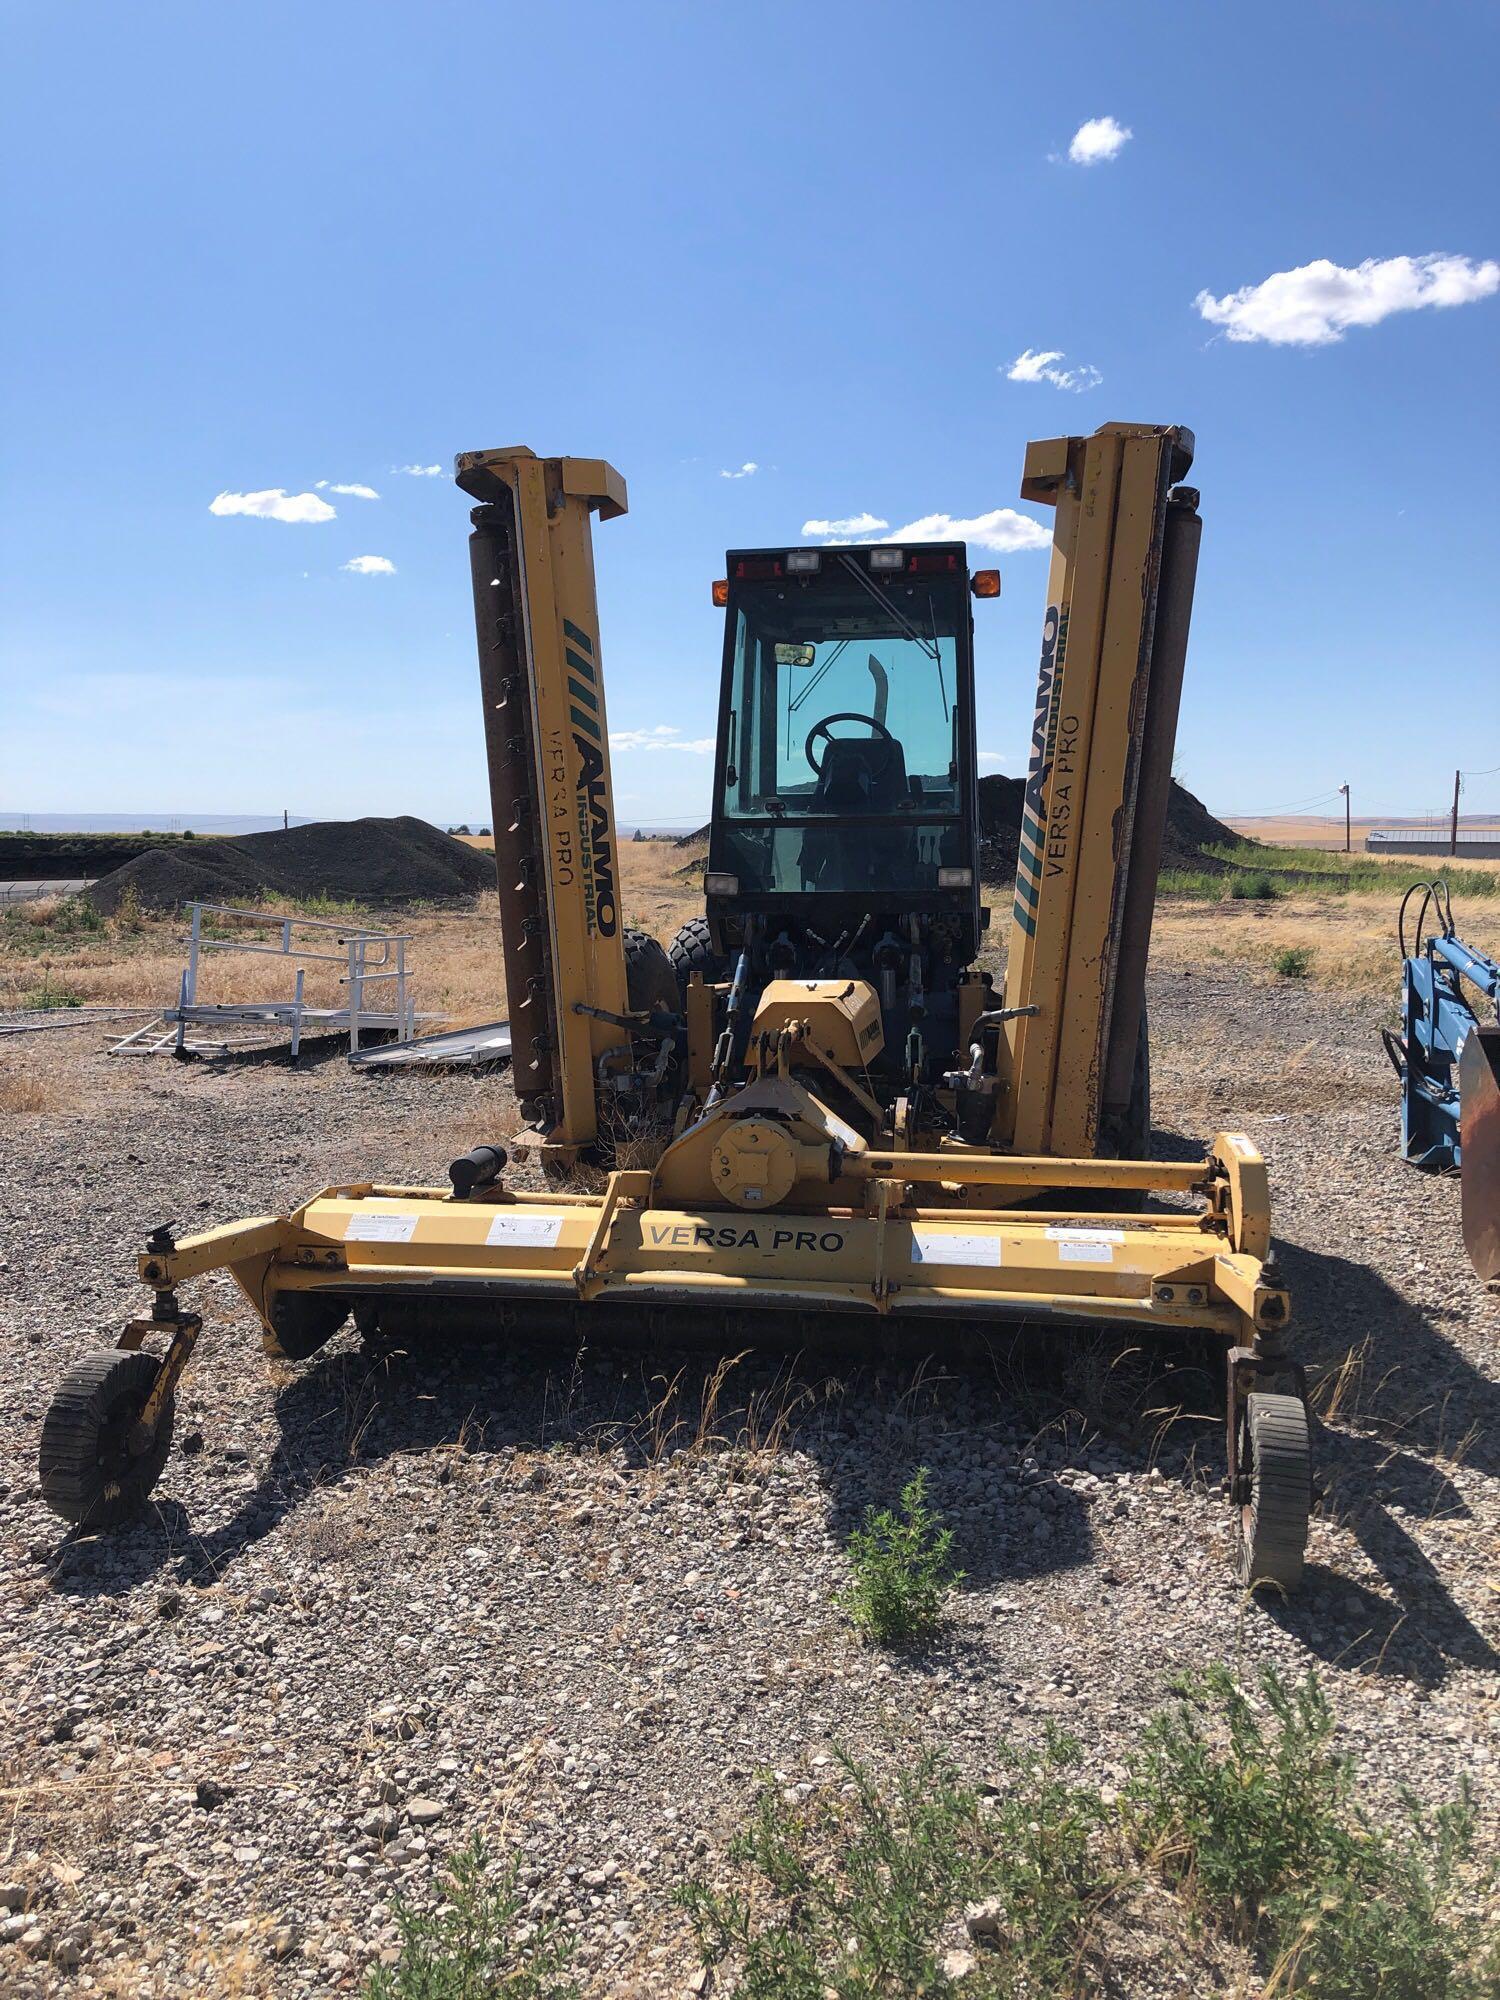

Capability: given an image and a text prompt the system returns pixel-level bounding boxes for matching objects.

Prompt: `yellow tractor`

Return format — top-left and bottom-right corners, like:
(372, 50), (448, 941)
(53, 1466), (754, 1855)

(40, 423), (1312, 1589)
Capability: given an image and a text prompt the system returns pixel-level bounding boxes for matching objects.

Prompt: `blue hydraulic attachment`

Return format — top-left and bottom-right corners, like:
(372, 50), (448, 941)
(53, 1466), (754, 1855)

(1384, 881), (1499, 1168)
(1383, 881), (1500, 1283)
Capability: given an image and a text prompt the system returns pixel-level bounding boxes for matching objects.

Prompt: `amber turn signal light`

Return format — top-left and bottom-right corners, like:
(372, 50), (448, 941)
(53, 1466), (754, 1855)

(711, 579), (729, 606)
(971, 570), (1001, 598)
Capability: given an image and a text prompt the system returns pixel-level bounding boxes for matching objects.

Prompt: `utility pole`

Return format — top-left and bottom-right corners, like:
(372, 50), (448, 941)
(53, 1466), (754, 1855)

(283, 808), (289, 831)
(1339, 783), (1350, 854)
(1450, 769), (1460, 857)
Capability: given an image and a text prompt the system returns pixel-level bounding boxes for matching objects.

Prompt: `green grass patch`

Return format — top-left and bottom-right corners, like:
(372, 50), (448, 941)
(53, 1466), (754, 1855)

(20, 983), (85, 1009)
(1157, 845), (1499, 902)
(362, 1835), (576, 1999)
(836, 1467), (963, 1647)
(1272, 946), (1314, 978)
(1205, 843), (1499, 900)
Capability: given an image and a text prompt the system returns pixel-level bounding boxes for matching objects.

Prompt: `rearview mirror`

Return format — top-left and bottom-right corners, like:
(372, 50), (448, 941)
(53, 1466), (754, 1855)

(775, 643), (816, 667)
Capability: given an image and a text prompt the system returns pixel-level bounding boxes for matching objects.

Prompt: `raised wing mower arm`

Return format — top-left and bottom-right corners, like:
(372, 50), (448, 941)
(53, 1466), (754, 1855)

(455, 449), (632, 1158)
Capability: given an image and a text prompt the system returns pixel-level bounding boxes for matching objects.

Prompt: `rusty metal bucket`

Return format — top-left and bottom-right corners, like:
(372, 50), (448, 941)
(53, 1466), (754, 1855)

(1460, 1023), (1500, 1283)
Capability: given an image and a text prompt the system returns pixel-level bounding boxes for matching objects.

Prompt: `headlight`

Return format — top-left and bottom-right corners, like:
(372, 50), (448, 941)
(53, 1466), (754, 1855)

(705, 872), (739, 896)
(937, 867), (973, 888)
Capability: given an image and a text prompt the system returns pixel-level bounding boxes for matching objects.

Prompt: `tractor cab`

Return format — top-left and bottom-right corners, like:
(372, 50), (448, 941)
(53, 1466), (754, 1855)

(706, 544), (986, 959)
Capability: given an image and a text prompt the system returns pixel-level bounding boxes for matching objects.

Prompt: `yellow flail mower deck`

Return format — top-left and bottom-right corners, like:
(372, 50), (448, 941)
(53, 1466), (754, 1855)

(38, 1131), (1313, 1589)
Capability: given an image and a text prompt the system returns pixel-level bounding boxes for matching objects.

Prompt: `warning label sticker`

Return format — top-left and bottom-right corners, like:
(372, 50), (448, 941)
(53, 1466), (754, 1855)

(909, 1229), (1002, 1269)
(485, 1213), (565, 1249)
(1056, 1238), (1115, 1264)
(345, 1213), (418, 1243)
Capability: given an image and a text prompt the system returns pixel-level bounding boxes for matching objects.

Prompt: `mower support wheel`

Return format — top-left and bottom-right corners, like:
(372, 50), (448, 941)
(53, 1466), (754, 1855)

(39, 1348), (175, 1528)
(1235, 1391), (1310, 1592)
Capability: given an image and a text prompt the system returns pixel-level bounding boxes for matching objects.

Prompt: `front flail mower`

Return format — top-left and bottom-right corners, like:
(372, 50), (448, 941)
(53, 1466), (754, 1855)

(41, 424), (1314, 1590)
(40, 1120), (1308, 1588)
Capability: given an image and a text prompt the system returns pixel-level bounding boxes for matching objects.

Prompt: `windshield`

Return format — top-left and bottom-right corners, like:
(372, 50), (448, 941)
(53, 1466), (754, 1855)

(723, 565), (964, 822)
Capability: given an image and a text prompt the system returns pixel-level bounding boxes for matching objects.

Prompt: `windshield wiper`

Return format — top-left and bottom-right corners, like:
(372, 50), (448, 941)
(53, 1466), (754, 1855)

(835, 553), (941, 662)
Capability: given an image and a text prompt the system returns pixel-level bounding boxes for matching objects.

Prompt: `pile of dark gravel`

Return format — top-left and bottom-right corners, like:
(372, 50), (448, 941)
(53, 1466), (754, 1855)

(86, 816), (495, 914)
(977, 774), (1248, 882)
(675, 778), (1249, 885)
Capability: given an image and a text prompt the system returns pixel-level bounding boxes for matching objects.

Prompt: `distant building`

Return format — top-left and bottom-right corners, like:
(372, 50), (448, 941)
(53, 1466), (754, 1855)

(1365, 828), (1500, 859)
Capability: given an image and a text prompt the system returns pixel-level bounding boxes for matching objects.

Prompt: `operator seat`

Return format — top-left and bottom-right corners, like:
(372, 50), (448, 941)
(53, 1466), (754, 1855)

(800, 733), (915, 889)
(812, 734), (909, 814)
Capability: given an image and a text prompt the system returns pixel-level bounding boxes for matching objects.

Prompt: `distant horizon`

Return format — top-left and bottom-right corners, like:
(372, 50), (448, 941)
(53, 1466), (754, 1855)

(5, 802), (1500, 839)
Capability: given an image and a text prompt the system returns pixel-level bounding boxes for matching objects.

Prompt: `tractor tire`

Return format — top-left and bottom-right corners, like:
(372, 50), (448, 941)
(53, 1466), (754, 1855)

(667, 916), (728, 1005)
(624, 926), (680, 1018)
(39, 1348), (174, 1528)
(1235, 1391), (1311, 1593)
(262, 1291), (349, 1362)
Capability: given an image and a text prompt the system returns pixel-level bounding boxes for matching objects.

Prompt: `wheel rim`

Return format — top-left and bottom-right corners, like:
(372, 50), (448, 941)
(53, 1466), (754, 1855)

(95, 1384), (150, 1497)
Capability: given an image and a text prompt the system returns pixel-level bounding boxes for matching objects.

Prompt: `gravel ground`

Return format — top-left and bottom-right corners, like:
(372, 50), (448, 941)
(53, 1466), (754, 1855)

(2, 970), (1496, 1996)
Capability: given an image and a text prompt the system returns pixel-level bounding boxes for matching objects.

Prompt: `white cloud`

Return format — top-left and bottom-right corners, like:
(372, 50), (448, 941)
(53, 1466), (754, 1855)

(209, 488), (336, 524)
(1005, 347), (1102, 392)
(893, 510), (1051, 553)
(394, 463), (444, 477)
(316, 481), (380, 499)
(720, 461), (759, 480)
(342, 554), (396, 575)
(806, 509), (1050, 554)
(1067, 116), (1132, 165)
(978, 750), (1010, 764)
(1194, 252), (1500, 346)
(801, 511), (889, 538)
(610, 724), (714, 754)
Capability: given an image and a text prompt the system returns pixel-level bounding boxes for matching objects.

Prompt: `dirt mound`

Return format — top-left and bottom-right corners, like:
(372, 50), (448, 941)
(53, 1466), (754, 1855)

(977, 774), (1248, 884)
(86, 816), (495, 914)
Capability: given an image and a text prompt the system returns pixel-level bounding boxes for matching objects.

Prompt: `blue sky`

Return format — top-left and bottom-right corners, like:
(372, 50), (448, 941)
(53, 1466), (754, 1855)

(3, 0), (1497, 830)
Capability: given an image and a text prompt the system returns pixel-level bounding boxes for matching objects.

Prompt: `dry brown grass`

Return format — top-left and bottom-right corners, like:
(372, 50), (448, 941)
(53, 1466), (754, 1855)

(1149, 890), (1500, 992)
(0, 1067), (69, 1114)
(7, 840), (1494, 1030)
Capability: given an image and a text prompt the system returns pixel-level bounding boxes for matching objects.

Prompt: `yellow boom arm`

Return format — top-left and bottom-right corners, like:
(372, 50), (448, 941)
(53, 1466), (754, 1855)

(455, 448), (631, 1153)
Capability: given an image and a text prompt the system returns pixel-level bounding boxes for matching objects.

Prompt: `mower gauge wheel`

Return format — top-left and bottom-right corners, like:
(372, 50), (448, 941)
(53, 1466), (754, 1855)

(1235, 1391), (1311, 1592)
(39, 1348), (175, 1528)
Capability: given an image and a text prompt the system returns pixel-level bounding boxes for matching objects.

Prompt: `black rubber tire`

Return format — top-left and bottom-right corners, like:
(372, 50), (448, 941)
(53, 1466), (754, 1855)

(39, 1349), (174, 1528)
(624, 926), (680, 1018)
(666, 915), (728, 1006)
(1236, 1391), (1311, 1592)
(262, 1291), (349, 1362)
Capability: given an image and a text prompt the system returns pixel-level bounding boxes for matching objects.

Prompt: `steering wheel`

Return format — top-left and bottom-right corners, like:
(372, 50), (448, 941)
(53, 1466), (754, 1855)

(804, 712), (897, 776)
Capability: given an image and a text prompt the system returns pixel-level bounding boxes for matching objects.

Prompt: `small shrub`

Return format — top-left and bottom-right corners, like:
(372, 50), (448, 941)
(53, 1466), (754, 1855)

(1123, 1665), (1498, 1995)
(1272, 945), (1313, 979)
(22, 981), (84, 1009)
(837, 1467), (963, 1646)
(1226, 871), (1287, 901)
(1123, 1665), (1348, 1915)
(678, 1735), (1104, 1999)
(362, 1835), (576, 2000)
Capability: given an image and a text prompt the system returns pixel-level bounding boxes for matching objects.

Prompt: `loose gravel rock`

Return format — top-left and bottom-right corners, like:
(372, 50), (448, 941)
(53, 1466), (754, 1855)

(1, 972), (1496, 1996)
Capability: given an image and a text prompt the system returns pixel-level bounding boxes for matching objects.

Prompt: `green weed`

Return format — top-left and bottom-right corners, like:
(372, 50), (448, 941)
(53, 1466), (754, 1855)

(362, 1835), (576, 2000)
(837, 1467), (963, 1646)
(677, 1733), (1104, 1999)
(1123, 1665), (1497, 1996)
(1226, 871), (1288, 901)
(1272, 946), (1314, 978)
(21, 980), (84, 1009)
